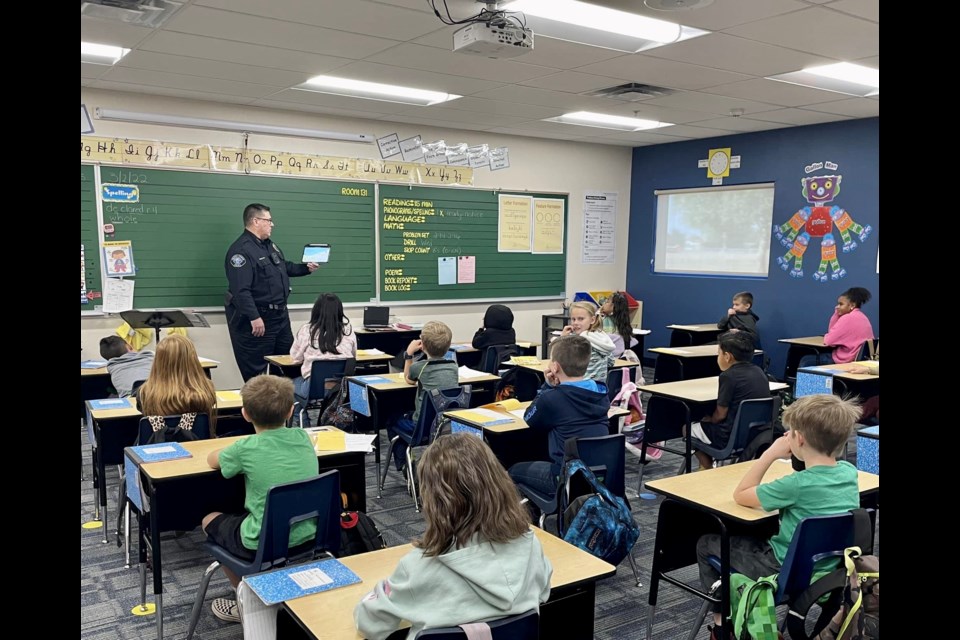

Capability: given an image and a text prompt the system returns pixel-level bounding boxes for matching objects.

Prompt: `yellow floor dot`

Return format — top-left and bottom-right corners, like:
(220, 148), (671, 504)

(131, 603), (156, 616)
(82, 520), (103, 529)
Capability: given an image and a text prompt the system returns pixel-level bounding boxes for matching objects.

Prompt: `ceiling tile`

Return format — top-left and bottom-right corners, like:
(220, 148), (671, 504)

(117, 51), (308, 87)
(466, 85), (603, 111)
(264, 88), (418, 115)
(643, 91), (780, 116)
(644, 33), (831, 77)
(519, 71), (629, 93)
(829, 0), (879, 22)
(163, 6), (398, 58)
(140, 32), (354, 75)
(576, 55), (752, 91)
(89, 80), (260, 105)
(99, 67), (280, 99)
(428, 97), (560, 120)
(486, 126), (590, 142)
(196, 0), (438, 39)
(804, 98), (880, 118)
(252, 98), (392, 120)
(327, 61), (505, 96)
(82, 62), (108, 80)
(81, 16), (155, 48)
(654, 123), (738, 138)
(392, 105), (533, 127)
(592, 0), (807, 30)
(748, 108), (854, 126)
(700, 78), (845, 107)
(685, 117), (792, 133)
(725, 7), (879, 59)
(366, 43), (555, 83)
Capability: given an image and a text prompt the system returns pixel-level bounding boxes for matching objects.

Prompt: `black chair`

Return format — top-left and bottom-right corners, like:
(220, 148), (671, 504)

(690, 398), (775, 469)
(185, 471), (343, 639)
(480, 344), (521, 374)
(381, 386), (472, 511)
(416, 610), (539, 639)
(298, 358), (356, 427)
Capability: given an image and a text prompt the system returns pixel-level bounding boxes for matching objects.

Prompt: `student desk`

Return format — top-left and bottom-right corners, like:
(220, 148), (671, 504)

(643, 460), (880, 638)
(797, 361), (880, 400)
(346, 372), (500, 496)
(666, 324), (722, 348)
(637, 378), (788, 474)
(648, 345), (765, 383)
(85, 390), (246, 544)
(264, 352), (394, 378)
(354, 328), (420, 359)
(80, 358), (217, 417)
(444, 402), (630, 469)
(778, 336), (832, 381)
(275, 527), (616, 640)
(513, 358), (636, 379)
(125, 435), (367, 640)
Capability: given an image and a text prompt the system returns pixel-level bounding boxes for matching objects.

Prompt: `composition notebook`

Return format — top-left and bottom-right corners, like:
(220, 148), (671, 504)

(243, 558), (361, 605)
(127, 442), (193, 463)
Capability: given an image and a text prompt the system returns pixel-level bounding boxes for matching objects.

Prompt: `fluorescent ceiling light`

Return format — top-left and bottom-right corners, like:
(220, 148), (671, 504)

(94, 108), (373, 143)
(545, 111), (672, 131)
(766, 62), (879, 98)
(506, 0), (707, 52)
(295, 75), (461, 106)
(81, 42), (130, 66)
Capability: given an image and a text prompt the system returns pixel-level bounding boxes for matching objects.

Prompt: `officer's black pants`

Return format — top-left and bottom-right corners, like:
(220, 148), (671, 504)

(226, 306), (294, 381)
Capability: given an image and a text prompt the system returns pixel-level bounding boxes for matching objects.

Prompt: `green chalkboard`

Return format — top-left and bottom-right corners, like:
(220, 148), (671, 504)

(97, 167), (376, 308)
(378, 185), (567, 302)
(81, 164), (102, 312)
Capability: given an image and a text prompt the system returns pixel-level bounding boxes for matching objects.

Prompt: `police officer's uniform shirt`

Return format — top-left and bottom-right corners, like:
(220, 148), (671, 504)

(225, 229), (309, 320)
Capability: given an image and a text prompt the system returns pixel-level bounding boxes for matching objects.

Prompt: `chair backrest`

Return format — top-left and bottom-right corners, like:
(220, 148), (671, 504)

(856, 338), (878, 362)
(775, 512), (855, 605)
(307, 358), (356, 401)
(137, 412), (211, 444)
(606, 365), (640, 402)
(566, 434), (627, 500)
(480, 344), (521, 374)
(416, 610), (539, 639)
(253, 470), (342, 572)
(415, 385), (472, 446)
(728, 397), (775, 455)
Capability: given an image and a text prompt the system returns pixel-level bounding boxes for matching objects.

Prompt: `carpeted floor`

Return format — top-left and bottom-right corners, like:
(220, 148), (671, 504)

(81, 368), (877, 639)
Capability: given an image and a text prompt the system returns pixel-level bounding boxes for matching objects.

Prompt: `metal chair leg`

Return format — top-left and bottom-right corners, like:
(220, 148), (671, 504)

(626, 549), (643, 588)
(379, 436), (401, 491)
(406, 446), (420, 512)
(645, 604), (657, 640)
(374, 429), (382, 499)
(185, 561), (221, 640)
(687, 599), (711, 640)
(124, 502), (132, 568)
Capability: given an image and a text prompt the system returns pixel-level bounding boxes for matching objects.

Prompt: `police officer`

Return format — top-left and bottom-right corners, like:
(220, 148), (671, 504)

(225, 203), (318, 381)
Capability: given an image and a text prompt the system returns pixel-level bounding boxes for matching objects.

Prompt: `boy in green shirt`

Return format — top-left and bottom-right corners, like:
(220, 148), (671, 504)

(201, 375), (319, 623)
(696, 394), (861, 640)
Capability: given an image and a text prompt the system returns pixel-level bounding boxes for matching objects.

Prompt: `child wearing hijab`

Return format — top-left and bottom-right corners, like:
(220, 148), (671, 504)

(471, 304), (517, 350)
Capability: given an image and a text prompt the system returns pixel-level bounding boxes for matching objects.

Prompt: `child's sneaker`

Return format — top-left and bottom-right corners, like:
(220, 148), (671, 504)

(212, 597), (240, 623)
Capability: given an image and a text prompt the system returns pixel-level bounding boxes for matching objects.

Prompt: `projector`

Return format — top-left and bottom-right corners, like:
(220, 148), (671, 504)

(453, 22), (533, 58)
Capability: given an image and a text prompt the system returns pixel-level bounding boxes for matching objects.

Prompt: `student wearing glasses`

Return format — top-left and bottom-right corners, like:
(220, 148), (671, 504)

(224, 203), (319, 381)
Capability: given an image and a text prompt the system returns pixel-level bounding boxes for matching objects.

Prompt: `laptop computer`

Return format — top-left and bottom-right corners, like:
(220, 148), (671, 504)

(363, 306), (391, 329)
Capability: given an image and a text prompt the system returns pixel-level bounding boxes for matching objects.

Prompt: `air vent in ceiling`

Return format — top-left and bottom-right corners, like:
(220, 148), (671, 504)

(586, 83), (675, 102)
(80, 0), (183, 29)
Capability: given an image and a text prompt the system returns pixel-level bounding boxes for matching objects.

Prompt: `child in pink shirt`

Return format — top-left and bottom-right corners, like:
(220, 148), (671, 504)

(802, 287), (874, 366)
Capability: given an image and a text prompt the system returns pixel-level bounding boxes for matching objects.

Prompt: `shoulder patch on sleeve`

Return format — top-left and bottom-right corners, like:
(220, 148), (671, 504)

(230, 254), (247, 268)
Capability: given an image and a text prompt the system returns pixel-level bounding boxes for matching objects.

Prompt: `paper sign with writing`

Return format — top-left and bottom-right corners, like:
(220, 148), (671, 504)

(498, 195), (532, 252)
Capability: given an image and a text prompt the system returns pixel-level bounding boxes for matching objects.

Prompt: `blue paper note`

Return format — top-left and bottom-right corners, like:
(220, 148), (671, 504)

(81, 360), (109, 369)
(355, 375), (391, 384)
(438, 256), (456, 285)
(89, 398), (134, 410)
(348, 381), (371, 417)
(243, 558), (362, 605)
(129, 442), (192, 463)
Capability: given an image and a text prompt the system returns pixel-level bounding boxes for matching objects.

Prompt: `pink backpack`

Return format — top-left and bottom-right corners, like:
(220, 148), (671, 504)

(610, 366), (662, 460)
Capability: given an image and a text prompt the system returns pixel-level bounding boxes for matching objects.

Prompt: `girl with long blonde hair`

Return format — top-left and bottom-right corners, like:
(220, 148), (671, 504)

(137, 334), (217, 432)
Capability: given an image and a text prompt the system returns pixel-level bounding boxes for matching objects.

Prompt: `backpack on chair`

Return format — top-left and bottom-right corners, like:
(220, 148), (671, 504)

(320, 381), (356, 433)
(428, 386), (473, 441)
(611, 367), (662, 460)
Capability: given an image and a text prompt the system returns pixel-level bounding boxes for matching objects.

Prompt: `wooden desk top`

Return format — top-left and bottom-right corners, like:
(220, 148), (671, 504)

(265, 353), (392, 367)
(649, 345), (763, 358)
(639, 377), (788, 403)
(446, 403), (630, 435)
(667, 324), (720, 332)
(778, 336), (827, 347)
(135, 432), (358, 481)
(646, 459), (880, 523)
(282, 527), (616, 640)
(81, 358), (217, 377)
(355, 327), (419, 335)
(520, 358), (635, 373)
(451, 340), (541, 354)
(87, 389), (243, 419)
(801, 361), (880, 381)
(349, 371), (500, 391)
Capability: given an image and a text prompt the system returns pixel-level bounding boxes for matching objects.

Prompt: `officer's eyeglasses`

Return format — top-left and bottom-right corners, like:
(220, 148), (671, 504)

(255, 217), (274, 225)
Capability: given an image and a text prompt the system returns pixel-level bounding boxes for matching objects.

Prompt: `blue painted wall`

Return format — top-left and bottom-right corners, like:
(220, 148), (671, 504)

(627, 117), (879, 377)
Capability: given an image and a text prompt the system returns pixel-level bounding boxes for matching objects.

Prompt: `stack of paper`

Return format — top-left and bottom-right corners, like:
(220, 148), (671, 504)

(457, 365), (489, 379)
(508, 356), (540, 365)
(216, 390), (243, 402)
(357, 348), (386, 356)
(483, 398), (523, 411)
(452, 408), (513, 426)
(507, 408), (527, 420)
